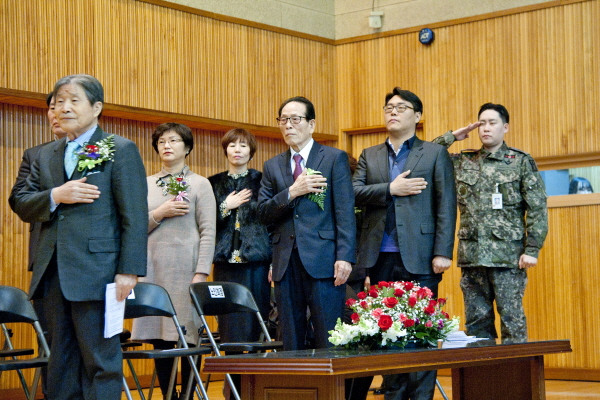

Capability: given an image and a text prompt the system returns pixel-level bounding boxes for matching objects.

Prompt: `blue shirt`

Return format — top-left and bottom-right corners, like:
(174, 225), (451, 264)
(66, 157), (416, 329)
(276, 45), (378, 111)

(380, 135), (415, 252)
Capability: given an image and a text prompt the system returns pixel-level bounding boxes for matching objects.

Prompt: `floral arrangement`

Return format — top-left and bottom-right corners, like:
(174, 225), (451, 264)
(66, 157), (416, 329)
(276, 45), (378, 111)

(329, 281), (459, 350)
(76, 134), (116, 173)
(306, 168), (326, 210)
(164, 175), (190, 201)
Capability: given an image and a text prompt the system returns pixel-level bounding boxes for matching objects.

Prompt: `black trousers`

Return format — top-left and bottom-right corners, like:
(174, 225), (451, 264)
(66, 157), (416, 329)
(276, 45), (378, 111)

(42, 262), (122, 400)
(275, 249), (345, 351)
(346, 252), (441, 400)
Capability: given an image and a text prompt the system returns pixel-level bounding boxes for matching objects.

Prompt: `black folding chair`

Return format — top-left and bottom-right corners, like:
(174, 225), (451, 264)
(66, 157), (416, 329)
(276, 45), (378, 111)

(0, 285), (50, 400)
(122, 282), (211, 400)
(190, 282), (283, 400)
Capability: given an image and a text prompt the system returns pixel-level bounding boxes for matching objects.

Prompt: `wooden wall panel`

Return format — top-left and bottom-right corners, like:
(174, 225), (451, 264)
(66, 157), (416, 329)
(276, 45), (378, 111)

(0, 102), (287, 389)
(336, 1), (600, 158)
(0, 0), (337, 135)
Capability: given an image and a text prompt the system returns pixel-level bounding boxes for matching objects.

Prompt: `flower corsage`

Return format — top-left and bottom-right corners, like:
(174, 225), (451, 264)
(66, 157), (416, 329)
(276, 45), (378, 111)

(163, 175), (190, 201)
(76, 134), (116, 173)
(306, 168), (326, 210)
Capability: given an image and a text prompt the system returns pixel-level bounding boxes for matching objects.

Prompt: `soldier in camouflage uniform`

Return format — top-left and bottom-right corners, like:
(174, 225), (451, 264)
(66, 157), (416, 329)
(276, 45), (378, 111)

(432, 103), (548, 341)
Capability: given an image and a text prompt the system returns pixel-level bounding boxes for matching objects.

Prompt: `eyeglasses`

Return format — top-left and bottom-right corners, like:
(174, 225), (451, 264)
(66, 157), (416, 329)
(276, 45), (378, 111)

(276, 116), (307, 125)
(157, 138), (183, 147)
(383, 104), (414, 114)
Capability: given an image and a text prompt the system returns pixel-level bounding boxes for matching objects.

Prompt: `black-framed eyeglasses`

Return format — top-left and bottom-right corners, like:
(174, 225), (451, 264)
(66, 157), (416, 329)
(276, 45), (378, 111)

(383, 104), (414, 114)
(276, 116), (307, 125)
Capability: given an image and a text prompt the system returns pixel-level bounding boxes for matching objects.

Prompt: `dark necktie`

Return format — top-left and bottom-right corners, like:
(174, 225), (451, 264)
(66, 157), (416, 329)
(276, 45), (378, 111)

(293, 154), (303, 181)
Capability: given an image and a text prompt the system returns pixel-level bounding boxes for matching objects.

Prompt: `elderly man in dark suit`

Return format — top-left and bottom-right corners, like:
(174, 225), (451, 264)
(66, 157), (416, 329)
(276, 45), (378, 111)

(352, 88), (456, 400)
(8, 92), (67, 400)
(12, 74), (148, 400)
(258, 96), (356, 351)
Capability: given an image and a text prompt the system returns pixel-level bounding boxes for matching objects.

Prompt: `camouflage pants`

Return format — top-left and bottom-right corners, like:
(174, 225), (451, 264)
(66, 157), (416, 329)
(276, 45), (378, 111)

(460, 267), (528, 341)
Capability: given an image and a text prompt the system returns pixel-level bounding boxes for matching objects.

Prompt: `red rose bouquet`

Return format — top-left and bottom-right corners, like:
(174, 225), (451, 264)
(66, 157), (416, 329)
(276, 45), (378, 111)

(329, 281), (459, 349)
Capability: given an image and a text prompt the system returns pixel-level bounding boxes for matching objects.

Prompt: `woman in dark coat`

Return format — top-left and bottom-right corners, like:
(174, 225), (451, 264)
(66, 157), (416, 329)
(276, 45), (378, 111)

(208, 128), (272, 344)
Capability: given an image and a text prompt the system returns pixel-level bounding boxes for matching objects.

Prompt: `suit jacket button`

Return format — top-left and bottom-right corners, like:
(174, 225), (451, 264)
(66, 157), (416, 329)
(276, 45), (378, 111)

(290, 235), (295, 240)
(294, 214), (299, 219)
(58, 215), (65, 221)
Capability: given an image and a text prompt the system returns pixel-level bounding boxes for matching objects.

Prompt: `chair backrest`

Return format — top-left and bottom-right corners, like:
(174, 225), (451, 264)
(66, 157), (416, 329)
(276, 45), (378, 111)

(0, 285), (38, 324)
(124, 282), (176, 319)
(190, 282), (260, 317)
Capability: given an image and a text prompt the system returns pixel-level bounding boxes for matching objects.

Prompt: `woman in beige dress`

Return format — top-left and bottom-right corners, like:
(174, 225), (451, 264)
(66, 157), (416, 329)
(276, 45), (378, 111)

(132, 122), (216, 400)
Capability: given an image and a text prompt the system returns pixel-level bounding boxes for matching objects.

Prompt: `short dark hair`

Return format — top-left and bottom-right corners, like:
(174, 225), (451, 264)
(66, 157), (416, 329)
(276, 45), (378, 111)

(384, 87), (423, 114)
(278, 96), (315, 121)
(478, 103), (510, 124)
(151, 123), (194, 155)
(46, 92), (53, 106)
(221, 128), (258, 158)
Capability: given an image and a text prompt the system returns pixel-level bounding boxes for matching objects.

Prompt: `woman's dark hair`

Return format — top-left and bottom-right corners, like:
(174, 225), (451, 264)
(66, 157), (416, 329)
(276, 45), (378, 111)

(151, 123), (194, 155)
(569, 177), (593, 194)
(221, 128), (258, 159)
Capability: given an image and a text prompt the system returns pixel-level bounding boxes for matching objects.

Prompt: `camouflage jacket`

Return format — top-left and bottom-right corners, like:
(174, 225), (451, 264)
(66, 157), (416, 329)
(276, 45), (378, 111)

(433, 131), (548, 268)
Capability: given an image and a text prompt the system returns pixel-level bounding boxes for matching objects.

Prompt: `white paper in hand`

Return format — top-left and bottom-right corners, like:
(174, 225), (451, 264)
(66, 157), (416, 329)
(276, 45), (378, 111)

(104, 283), (125, 338)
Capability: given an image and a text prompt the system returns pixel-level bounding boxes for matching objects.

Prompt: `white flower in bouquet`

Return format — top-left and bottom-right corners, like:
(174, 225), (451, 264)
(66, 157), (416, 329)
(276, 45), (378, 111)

(329, 281), (458, 349)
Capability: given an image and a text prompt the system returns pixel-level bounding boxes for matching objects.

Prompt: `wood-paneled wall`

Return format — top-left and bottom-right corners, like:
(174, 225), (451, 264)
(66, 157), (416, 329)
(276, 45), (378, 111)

(336, 0), (600, 157)
(0, 0), (337, 134)
(336, 0), (600, 378)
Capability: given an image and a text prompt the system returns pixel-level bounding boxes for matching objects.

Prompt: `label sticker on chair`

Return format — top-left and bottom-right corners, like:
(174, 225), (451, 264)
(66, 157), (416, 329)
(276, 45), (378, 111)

(208, 285), (225, 298)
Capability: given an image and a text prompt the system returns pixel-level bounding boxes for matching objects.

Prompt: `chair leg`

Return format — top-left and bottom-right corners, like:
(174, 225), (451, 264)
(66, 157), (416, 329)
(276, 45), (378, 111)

(2, 324), (32, 399)
(166, 356), (180, 400)
(123, 376), (135, 400)
(148, 367), (157, 400)
(225, 373), (241, 400)
(126, 358), (146, 400)
(186, 355), (210, 400)
(29, 366), (42, 400)
(436, 378), (449, 400)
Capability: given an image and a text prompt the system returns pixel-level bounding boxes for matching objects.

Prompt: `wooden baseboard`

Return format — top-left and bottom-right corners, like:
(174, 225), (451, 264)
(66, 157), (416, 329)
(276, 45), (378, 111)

(0, 373), (226, 400)
(1, 368), (597, 399)
(438, 367), (600, 382)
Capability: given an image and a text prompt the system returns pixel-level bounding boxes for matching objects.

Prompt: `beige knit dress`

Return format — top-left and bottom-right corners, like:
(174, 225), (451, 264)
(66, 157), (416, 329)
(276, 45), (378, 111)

(131, 166), (216, 344)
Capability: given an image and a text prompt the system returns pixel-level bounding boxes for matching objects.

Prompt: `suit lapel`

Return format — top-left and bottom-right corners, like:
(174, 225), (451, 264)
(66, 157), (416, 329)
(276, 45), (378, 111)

(306, 141), (324, 171)
(403, 137), (424, 173)
(51, 138), (67, 188)
(278, 150), (294, 188)
(376, 144), (389, 182)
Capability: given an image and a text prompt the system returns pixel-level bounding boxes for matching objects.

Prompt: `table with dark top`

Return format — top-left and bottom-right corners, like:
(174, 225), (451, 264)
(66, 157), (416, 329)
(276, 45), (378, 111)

(203, 339), (572, 400)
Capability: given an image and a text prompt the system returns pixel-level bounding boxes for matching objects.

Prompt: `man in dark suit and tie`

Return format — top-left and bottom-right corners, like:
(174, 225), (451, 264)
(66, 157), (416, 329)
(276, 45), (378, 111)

(8, 92), (67, 400)
(352, 88), (457, 400)
(258, 96), (356, 351)
(12, 74), (148, 400)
